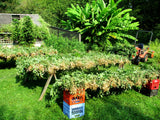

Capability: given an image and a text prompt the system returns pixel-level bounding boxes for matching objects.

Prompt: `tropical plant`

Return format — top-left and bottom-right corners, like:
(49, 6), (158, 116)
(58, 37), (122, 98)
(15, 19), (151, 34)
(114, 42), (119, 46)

(61, 0), (139, 50)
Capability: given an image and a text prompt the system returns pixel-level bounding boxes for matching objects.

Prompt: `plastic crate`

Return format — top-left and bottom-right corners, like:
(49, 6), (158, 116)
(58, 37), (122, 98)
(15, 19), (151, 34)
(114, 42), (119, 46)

(63, 101), (85, 119)
(63, 89), (85, 105)
(148, 89), (159, 97)
(146, 79), (159, 90)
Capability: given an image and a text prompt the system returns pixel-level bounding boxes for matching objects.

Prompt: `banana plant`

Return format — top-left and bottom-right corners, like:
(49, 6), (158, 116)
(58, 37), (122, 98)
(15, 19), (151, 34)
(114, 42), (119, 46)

(61, 0), (139, 50)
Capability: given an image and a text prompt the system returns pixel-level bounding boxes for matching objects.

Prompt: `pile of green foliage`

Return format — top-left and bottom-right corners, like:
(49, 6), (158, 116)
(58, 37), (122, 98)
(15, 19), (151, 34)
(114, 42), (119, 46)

(15, 48), (160, 100)
(16, 51), (130, 80)
(0, 46), (57, 68)
(51, 66), (159, 99)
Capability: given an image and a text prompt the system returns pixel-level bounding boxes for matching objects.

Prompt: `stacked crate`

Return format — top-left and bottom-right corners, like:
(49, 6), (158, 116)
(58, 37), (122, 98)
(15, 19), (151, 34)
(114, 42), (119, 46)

(63, 89), (85, 119)
(146, 79), (159, 97)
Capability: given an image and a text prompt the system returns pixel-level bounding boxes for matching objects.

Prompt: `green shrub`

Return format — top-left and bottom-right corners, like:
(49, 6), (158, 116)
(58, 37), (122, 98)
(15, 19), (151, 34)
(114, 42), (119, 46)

(33, 16), (51, 41)
(0, 24), (12, 33)
(44, 34), (86, 53)
(11, 19), (20, 43)
(19, 16), (35, 45)
(11, 16), (50, 45)
(105, 41), (136, 58)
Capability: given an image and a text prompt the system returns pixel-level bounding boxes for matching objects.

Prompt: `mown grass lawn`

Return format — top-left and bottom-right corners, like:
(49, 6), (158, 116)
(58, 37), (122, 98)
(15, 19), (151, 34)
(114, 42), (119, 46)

(0, 68), (160, 120)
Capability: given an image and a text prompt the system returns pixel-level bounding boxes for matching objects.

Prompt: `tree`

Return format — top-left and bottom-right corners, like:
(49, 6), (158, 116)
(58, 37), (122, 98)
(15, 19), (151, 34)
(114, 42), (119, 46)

(119, 0), (160, 31)
(0, 0), (18, 12)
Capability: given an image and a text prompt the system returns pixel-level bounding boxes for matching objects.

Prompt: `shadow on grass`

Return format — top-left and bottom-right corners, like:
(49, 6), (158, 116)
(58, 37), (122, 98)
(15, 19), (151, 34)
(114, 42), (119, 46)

(0, 59), (16, 69)
(49, 88), (131, 114)
(16, 72), (56, 89)
(16, 76), (47, 89)
(51, 88), (160, 120)
(45, 88), (63, 109)
(83, 97), (156, 120)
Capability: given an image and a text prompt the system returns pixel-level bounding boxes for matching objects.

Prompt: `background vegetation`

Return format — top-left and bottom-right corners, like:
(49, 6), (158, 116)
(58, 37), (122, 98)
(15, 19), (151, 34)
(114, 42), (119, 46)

(44, 34), (86, 53)
(1, 0), (160, 40)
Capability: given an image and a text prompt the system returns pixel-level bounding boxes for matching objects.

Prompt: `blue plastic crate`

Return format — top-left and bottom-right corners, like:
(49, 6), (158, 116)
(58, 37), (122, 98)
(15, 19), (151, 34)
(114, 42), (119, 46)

(63, 101), (85, 119)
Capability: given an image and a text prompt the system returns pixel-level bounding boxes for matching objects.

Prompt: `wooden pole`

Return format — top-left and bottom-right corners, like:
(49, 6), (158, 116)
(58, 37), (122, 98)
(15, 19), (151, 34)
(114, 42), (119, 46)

(39, 74), (54, 101)
(79, 33), (81, 42)
(53, 73), (57, 80)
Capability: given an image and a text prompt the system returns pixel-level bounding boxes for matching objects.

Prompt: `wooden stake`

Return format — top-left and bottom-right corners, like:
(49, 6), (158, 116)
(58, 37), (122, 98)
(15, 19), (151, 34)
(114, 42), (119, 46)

(53, 73), (57, 80)
(39, 74), (54, 101)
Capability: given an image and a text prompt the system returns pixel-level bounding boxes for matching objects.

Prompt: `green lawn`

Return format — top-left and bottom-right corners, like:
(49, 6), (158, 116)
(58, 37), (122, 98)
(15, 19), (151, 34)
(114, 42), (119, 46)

(0, 68), (160, 120)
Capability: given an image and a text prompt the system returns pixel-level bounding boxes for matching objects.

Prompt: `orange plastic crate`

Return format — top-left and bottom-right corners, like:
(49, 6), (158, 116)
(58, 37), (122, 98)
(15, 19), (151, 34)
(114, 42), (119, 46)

(146, 79), (159, 90)
(63, 89), (85, 105)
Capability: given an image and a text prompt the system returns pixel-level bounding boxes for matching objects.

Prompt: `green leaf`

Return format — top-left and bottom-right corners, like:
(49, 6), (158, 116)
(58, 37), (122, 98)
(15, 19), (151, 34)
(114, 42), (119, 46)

(84, 22), (92, 26)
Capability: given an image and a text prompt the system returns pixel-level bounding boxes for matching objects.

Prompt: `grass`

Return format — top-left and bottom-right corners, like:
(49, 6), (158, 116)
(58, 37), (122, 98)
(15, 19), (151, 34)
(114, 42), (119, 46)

(0, 68), (160, 120)
(0, 68), (66, 120)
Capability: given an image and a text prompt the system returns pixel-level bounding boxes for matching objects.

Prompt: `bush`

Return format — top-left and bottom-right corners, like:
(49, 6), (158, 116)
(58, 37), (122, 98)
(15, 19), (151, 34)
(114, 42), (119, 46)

(44, 34), (86, 53)
(11, 16), (50, 45)
(33, 16), (50, 41)
(19, 16), (35, 45)
(11, 19), (20, 43)
(105, 41), (136, 58)
(0, 24), (12, 33)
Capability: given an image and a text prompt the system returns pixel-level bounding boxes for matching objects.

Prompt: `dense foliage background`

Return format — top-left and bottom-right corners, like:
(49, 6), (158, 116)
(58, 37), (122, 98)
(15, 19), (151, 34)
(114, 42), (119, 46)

(1, 0), (160, 40)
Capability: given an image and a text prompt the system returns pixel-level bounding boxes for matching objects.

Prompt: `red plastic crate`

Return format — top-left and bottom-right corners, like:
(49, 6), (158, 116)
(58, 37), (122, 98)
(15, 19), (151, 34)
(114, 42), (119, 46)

(146, 79), (160, 90)
(63, 89), (85, 105)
